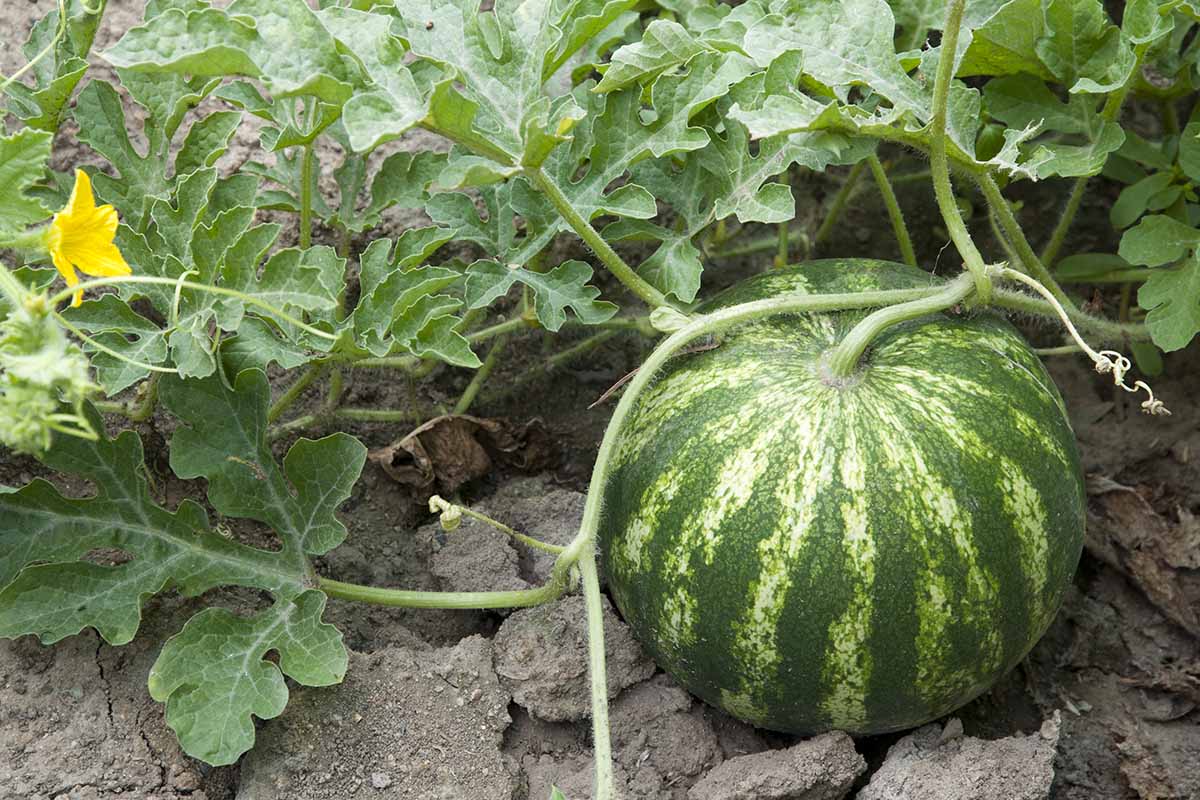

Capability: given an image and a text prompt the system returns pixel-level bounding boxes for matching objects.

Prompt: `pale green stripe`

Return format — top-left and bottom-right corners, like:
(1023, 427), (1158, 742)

(872, 401), (1003, 701)
(819, 416), (875, 728)
(732, 398), (836, 693)
(658, 416), (792, 651)
(996, 457), (1051, 631)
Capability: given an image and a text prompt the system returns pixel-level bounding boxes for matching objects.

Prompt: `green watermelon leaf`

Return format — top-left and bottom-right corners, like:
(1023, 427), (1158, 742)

(73, 77), (232, 228)
(742, 0), (930, 120)
(2, 0), (102, 132)
(1036, 0), (1136, 95)
(0, 129), (53, 235)
(1137, 250), (1200, 351)
(0, 370), (363, 764)
(465, 259), (618, 331)
(103, 0), (354, 105)
(594, 19), (710, 93)
(1118, 215), (1200, 267)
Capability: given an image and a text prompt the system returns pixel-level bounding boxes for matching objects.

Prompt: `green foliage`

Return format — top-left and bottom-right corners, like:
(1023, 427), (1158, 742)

(2, 0), (1199, 774)
(1136, 251), (1200, 351)
(0, 369), (361, 764)
(3, 0), (104, 132)
(0, 130), (53, 235)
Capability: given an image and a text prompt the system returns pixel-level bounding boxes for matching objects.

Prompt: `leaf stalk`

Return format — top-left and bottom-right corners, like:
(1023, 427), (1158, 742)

(929, 0), (992, 304)
(526, 166), (676, 312)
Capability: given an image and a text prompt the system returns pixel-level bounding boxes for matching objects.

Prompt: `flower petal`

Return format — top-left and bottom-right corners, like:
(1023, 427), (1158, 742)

(48, 168), (133, 305)
(50, 246), (79, 288)
(72, 239), (131, 277)
(63, 168), (98, 218)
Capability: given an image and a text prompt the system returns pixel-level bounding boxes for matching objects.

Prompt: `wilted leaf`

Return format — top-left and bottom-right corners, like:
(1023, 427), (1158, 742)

(369, 414), (554, 494)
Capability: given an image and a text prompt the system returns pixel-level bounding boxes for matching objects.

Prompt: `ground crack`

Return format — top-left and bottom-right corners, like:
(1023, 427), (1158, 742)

(93, 635), (115, 728)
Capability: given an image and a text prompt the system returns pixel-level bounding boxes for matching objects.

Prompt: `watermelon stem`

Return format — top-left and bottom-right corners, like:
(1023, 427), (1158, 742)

(428, 494), (566, 554)
(578, 549), (616, 799)
(929, 0), (993, 306)
(867, 154), (918, 267)
(976, 174), (1075, 310)
(526, 165), (681, 314)
(812, 160), (867, 253)
(989, 288), (1150, 343)
(823, 273), (977, 379)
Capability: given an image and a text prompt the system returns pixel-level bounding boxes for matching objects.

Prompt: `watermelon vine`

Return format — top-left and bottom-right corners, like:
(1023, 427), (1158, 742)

(0, 0), (1186, 798)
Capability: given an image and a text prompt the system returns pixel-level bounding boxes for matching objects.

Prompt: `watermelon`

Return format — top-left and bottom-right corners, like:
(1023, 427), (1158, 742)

(599, 259), (1085, 735)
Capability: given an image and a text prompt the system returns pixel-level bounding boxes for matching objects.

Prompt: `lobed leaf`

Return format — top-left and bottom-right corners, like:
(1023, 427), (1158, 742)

(3, 0), (100, 132)
(0, 370), (363, 764)
(1137, 250), (1200, 352)
(0, 129), (53, 235)
(104, 0), (354, 105)
(1118, 215), (1200, 267)
(1037, 0), (1136, 95)
(148, 590), (347, 765)
(465, 259), (617, 331)
(742, 0), (930, 121)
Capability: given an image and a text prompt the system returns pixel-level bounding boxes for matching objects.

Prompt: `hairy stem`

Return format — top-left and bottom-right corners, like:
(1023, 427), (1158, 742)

(53, 312), (180, 374)
(0, 262), (30, 306)
(774, 220), (790, 268)
(431, 496), (565, 554)
(712, 227), (803, 260)
(127, 373), (161, 422)
(930, 0), (992, 303)
(579, 549), (614, 800)
(299, 143), (315, 250)
(48, 276), (338, 341)
(824, 274), (975, 378)
(977, 173), (1073, 308)
(1035, 344), (1083, 356)
(318, 508), (594, 609)
(988, 209), (1023, 268)
(470, 316), (529, 344)
(1039, 175), (1089, 270)
(526, 167), (674, 311)
(268, 363), (326, 423)
(866, 154), (917, 266)
(482, 329), (623, 405)
(333, 407), (424, 423)
(318, 577), (565, 609)
(990, 288), (1151, 343)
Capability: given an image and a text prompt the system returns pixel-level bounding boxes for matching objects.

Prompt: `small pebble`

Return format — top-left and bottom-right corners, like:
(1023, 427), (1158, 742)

(370, 772), (392, 790)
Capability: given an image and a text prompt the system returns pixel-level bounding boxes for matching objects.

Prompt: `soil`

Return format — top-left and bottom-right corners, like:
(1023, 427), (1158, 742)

(2, 3), (1199, 800)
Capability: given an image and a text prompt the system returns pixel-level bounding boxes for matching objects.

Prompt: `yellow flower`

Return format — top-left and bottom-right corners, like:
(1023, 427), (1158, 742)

(48, 169), (131, 307)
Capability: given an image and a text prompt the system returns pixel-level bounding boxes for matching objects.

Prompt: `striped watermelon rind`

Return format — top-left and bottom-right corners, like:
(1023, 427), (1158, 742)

(599, 259), (1085, 734)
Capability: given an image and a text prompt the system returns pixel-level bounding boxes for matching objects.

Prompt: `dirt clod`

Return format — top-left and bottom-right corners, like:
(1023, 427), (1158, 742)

(855, 717), (1058, 800)
(427, 518), (530, 596)
(610, 675), (724, 783)
(237, 636), (515, 800)
(476, 476), (588, 585)
(0, 598), (235, 800)
(685, 731), (863, 800)
(494, 595), (655, 722)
